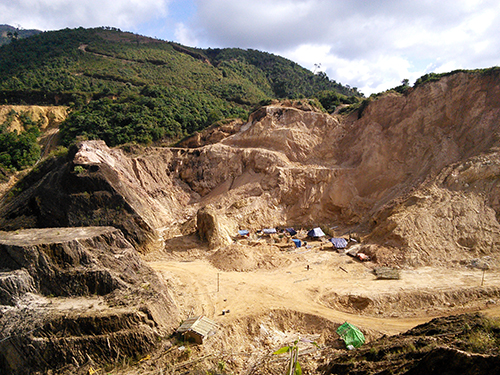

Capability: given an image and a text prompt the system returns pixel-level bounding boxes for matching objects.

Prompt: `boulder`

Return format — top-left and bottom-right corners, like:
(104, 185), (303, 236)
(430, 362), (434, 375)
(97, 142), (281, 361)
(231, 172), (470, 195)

(197, 206), (232, 249)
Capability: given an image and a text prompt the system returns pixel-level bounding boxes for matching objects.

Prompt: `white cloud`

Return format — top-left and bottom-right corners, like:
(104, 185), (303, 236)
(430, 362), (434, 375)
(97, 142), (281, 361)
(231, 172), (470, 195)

(189, 0), (500, 94)
(174, 22), (198, 47)
(0, 0), (170, 31)
(283, 44), (415, 95)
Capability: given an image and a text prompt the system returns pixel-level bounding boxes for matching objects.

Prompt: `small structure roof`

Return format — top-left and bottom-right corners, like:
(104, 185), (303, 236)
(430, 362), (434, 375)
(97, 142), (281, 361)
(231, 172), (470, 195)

(307, 227), (325, 238)
(262, 228), (277, 234)
(330, 237), (348, 249)
(177, 316), (217, 338)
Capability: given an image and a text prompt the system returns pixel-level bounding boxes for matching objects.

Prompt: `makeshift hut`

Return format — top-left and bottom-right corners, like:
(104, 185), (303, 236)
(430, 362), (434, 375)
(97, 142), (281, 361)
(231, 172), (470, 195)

(307, 227), (325, 238)
(262, 228), (277, 235)
(176, 316), (218, 344)
(238, 229), (249, 237)
(336, 322), (365, 349)
(330, 237), (348, 249)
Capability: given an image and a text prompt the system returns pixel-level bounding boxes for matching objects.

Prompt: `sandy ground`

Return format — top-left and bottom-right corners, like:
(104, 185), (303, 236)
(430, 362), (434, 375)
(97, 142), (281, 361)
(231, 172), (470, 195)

(147, 236), (500, 337)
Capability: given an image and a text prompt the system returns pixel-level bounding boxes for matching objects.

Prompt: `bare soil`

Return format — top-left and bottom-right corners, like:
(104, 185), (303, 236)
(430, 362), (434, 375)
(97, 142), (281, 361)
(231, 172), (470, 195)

(123, 233), (500, 374)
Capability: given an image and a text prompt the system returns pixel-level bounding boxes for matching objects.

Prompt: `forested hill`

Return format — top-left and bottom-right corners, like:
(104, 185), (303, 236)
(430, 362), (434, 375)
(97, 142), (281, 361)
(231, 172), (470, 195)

(0, 25), (41, 46)
(0, 26), (361, 149)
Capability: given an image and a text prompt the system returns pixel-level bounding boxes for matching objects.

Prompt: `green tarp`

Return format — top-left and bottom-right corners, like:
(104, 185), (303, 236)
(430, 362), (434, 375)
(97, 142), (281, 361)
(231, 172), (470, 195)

(336, 322), (365, 349)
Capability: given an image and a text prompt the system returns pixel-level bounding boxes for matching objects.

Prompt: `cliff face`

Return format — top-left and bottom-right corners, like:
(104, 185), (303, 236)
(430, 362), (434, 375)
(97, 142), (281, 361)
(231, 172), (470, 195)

(0, 226), (177, 374)
(1, 71), (500, 266)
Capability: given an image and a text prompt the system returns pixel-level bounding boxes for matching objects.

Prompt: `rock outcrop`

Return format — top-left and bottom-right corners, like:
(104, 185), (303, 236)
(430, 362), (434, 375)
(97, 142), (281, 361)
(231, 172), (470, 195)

(196, 205), (233, 249)
(0, 227), (177, 374)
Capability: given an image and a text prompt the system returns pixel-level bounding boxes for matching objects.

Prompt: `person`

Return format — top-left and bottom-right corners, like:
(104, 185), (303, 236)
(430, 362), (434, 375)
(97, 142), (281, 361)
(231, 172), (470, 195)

(306, 265), (310, 270)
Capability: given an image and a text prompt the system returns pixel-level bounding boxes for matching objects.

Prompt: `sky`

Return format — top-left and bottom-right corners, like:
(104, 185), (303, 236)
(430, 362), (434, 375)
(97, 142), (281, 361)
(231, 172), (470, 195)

(2, 0), (500, 95)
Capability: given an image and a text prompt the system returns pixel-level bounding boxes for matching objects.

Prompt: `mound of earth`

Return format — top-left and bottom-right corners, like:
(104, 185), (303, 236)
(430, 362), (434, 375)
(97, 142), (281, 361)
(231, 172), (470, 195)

(0, 227), (177, 375)
(209, 243), (292, 271)
(320, 313), (500, 375)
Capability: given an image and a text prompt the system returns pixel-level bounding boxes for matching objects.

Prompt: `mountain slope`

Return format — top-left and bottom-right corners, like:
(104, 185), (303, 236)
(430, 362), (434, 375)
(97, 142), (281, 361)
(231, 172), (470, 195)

(0, 25), (41, 46)
(0, 27), (360, 148)
(3, 69), (500, 268)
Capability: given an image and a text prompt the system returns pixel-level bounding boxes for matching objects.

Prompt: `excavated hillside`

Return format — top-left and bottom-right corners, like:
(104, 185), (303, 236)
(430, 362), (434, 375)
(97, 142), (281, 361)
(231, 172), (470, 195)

(1, 70), (500, 374)
(0, 227), (177, 374)
(0, 105), (67, 133)
(2, 71), (500, 267)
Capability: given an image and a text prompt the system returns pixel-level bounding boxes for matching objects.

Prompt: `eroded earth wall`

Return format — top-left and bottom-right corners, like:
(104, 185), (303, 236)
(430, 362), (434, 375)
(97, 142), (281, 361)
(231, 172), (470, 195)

(1, 71), (500, 266)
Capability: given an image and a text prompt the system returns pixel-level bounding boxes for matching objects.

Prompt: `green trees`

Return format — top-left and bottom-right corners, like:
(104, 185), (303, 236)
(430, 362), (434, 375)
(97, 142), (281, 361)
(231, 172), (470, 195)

(0, 113), (41, 171)
(59, 85), (248, 146)
(0, 27), (365, 148)
(314, 90), (360, 113)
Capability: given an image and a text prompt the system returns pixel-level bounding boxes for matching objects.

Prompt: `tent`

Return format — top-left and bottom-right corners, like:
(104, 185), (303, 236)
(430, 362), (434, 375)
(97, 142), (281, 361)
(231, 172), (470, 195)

(307, 227), (325, 238)
(292, 239), (302, 248)
(238, 230), (249, 236)
(285, 228), (297, 236)
(330, 237), (348, 249)
(336, 322), (365, 349)
(262, 228), (277, 234)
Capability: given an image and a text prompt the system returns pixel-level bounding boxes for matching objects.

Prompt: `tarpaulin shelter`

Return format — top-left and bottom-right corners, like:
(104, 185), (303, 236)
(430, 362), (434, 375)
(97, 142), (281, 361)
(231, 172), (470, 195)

(336, 322), (365, 349)
(285, 228), (297, 236)
(292, 239), (301, 248)
(262, 228), (277, 234)
(307, 227), (325, 238)
(330, 237), (348, 249)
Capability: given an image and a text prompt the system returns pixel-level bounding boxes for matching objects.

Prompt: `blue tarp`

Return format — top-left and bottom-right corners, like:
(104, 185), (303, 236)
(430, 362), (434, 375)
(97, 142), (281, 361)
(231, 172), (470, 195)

(238, 230), (249, 236)
(262, 228), (277, 234)
(285, 228), (297, 236)
(307, 227), (325, 237)
(330, 238), (348, 249)
(292, 239), (302, 248)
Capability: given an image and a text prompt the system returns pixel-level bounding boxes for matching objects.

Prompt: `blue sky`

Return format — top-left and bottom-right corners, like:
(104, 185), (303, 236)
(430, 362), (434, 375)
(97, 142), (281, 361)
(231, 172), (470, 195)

(2, 0), (500, 95)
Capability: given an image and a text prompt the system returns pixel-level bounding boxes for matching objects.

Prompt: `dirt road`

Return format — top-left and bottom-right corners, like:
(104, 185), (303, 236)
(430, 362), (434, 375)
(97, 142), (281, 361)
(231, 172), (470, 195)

(148, 240), (500, 337)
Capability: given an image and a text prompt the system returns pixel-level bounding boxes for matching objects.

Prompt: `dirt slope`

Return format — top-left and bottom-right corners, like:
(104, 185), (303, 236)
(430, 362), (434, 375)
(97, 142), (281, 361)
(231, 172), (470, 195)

(2, 71), (500, 374)
(0, 227), (177, 374)
(0, 105), (68, 133)
(3, 72), (500, 267)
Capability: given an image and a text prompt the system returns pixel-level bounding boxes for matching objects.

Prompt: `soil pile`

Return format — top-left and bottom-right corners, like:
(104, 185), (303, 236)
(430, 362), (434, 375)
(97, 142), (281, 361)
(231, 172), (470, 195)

(208, 243), (291, 271)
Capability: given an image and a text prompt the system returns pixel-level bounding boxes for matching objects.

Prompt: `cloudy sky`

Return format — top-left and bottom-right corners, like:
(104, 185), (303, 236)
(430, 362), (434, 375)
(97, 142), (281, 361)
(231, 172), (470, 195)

(2, 0), (500, 95)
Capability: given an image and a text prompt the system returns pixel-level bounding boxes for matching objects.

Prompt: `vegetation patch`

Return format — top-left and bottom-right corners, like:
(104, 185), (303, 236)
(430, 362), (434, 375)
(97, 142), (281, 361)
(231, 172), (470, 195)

(0, 110), (41, 171)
